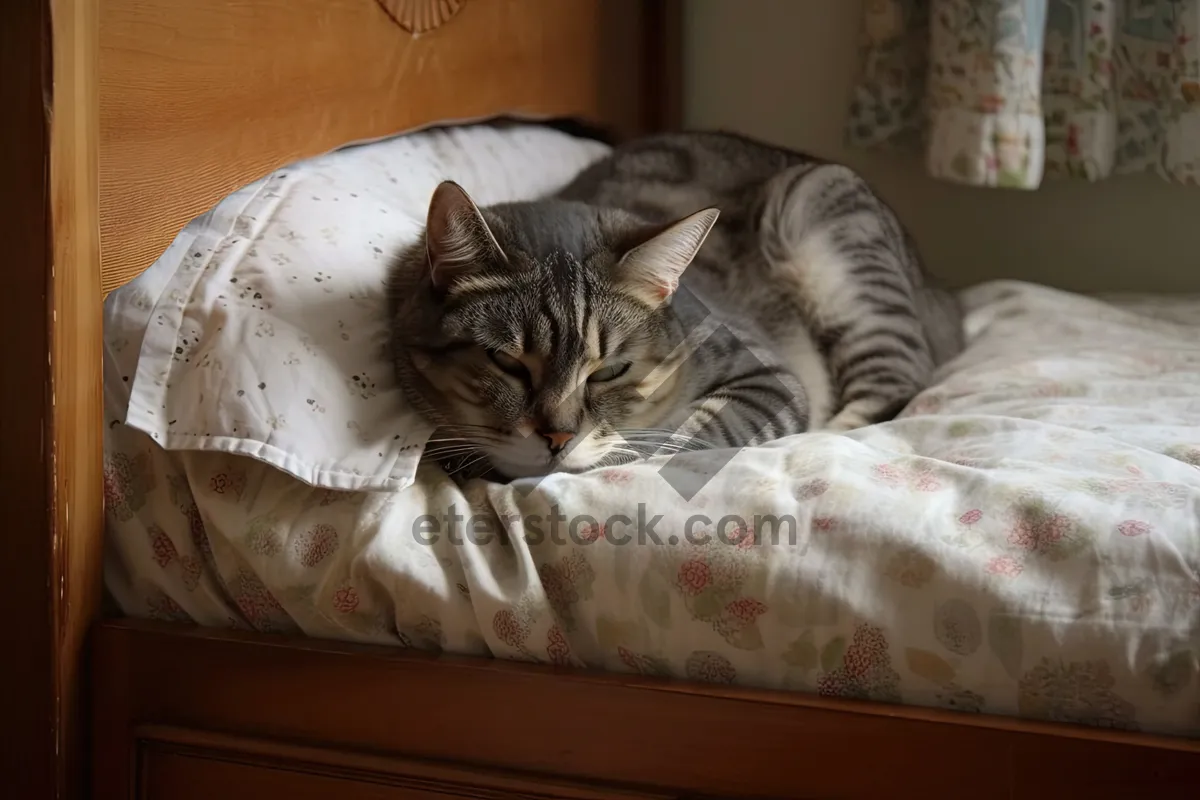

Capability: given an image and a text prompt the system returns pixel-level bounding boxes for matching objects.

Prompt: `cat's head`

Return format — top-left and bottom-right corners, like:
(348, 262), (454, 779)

(390, 180), (718, 480)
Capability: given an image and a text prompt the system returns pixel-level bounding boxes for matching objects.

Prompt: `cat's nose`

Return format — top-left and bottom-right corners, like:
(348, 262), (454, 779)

(539, 430), (575, 454)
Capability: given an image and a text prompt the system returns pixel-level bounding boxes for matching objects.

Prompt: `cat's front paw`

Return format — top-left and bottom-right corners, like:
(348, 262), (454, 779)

(823, 410), (872, 433)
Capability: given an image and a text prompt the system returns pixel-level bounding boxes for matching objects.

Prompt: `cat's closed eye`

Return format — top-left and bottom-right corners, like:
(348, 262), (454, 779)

(486, 349), (528, 379)
(588, 361), (631, 383)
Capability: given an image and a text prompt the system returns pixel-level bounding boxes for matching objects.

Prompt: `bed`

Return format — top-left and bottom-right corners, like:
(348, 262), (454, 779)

(8, 0), (1200, 798)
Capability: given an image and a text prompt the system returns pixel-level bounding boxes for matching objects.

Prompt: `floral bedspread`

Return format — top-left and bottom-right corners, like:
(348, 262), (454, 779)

(103, 280), (1200, 737)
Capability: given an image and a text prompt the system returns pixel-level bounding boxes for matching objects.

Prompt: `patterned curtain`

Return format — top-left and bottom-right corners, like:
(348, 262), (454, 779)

(847, 0), (1200, 188)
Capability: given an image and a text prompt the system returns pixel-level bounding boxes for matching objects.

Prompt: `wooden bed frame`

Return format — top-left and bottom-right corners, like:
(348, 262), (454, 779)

(4, 0), (1199, 797)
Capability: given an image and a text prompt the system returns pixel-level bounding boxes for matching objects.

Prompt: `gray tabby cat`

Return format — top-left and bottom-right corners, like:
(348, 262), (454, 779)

(388, 131), (964, 481)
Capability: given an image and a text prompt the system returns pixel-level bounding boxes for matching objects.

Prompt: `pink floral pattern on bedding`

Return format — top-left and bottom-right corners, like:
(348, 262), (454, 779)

(102, 281), (1200, 739)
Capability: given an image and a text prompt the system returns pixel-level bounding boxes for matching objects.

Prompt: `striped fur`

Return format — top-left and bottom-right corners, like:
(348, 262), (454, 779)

(388, 132), (964, 480)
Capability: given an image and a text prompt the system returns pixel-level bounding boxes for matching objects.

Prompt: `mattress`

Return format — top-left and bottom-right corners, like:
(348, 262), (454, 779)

(103, 129), (1200, 739)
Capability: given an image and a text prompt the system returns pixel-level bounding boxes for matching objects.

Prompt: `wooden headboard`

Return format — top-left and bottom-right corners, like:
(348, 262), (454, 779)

(100, 0), (678, 294)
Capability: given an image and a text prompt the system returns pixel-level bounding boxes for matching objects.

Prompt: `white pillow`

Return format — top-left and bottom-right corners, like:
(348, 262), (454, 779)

(105, 124), (611, 491)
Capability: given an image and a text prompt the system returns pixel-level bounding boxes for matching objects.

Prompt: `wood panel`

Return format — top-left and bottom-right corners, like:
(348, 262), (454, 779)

(642, 0), (684, 133)
(137, 727), (677, 800)
(50, 1), (106, 797)
(0, 0), (103, 798)
(0, 0), (55, 795)
(93, 620), (1200, 800)
(99, 0), (660, 295)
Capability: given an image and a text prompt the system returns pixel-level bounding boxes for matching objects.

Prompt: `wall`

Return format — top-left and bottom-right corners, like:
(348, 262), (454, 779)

(682, 0), (1200, 293)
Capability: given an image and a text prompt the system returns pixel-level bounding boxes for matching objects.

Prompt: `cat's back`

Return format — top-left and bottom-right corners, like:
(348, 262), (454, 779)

(557, 130), (821, 216)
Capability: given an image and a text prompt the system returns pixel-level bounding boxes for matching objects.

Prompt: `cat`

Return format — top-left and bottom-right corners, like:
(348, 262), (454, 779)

(387, 130), (964, 481)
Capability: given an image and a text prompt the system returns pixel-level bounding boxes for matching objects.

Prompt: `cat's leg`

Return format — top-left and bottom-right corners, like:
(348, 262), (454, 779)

(646, 321), (811, 450)
(759, 163), (935, 432)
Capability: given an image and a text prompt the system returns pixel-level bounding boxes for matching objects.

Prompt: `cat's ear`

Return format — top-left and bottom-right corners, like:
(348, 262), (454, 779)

(615, 208), (719, 306)
(425, 180), (506, 292)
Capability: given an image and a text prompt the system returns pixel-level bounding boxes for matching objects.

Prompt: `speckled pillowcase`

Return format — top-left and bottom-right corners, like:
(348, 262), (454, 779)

(105, 124), (611, 492)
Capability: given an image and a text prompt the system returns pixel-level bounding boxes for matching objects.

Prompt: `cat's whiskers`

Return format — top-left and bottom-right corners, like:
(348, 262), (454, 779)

(428, 438), (499, 447)
(427, 428), (507, 454)
(612, 430), (714, 452)
(619, 436), (706, 448)
(622, 444), (688, 455)
(424, 447), (484, 460)
(449, 452), (493, 478)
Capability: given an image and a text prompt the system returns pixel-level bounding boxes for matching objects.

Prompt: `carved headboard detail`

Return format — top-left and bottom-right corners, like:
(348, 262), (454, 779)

(376, 0), (465, 34)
